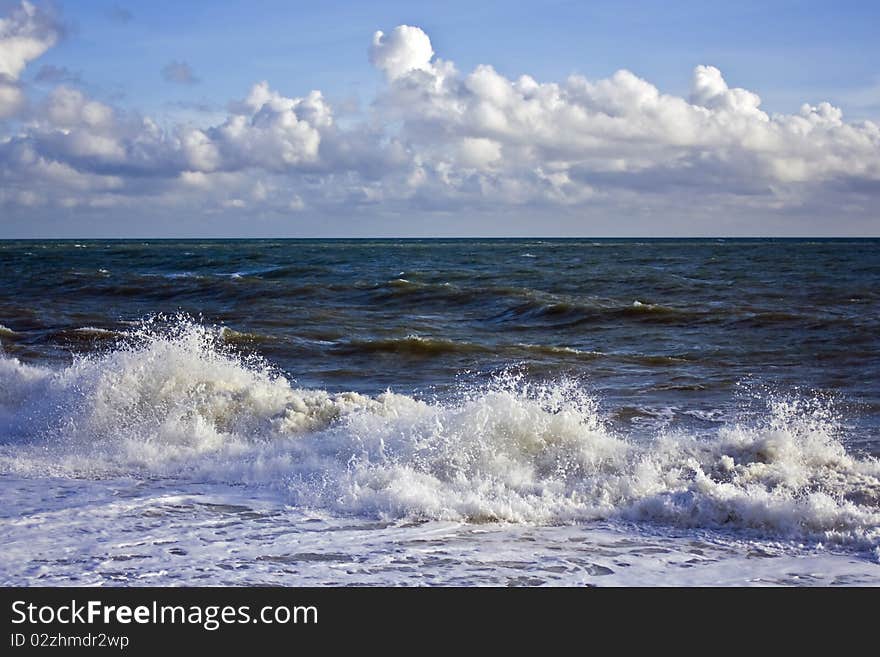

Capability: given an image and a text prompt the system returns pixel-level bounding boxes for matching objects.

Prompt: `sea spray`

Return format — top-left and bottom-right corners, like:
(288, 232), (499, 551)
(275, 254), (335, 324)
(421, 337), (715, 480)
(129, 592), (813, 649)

(0, 319), (878, 555)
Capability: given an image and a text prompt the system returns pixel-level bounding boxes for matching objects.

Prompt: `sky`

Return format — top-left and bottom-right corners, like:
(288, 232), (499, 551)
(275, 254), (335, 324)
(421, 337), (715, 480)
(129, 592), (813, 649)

(0, 0), (878, 237)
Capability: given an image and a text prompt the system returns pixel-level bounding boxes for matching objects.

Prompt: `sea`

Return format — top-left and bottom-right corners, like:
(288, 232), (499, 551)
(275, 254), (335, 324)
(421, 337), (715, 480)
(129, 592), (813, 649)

(1, 238), (878, 586)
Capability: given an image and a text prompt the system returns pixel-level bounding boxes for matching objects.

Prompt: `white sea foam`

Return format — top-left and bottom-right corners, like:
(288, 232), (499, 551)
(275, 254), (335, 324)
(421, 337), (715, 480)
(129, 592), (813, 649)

(74, 326), (114, 334)
(0, 321), (878, 556)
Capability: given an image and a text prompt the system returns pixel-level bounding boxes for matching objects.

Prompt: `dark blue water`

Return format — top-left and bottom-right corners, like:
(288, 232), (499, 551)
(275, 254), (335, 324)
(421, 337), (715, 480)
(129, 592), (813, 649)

(1, 238), (879, 449)
(3, 238), (880, 584)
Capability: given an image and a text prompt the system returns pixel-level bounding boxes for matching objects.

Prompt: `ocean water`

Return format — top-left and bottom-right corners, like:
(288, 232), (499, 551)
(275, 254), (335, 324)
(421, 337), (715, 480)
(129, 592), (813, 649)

(1, 238), (879, 586)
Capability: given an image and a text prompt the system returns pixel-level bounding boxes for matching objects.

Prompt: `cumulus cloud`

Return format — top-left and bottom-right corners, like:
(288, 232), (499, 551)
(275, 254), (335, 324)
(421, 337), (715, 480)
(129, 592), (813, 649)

(0, 0), (61, 117)
(371, 26), (879, 206)
(1, 7), (878, 232)
(0, 0), (59, 79)
(370, 25), (434, 80)
(690, 65), (764, 119)
(161, 60), (199, 85)
(179, 82), (335, 172)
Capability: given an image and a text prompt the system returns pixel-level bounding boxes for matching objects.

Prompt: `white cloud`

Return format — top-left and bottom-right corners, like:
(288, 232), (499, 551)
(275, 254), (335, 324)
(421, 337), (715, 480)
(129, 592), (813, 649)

(45, 86), (114, 128)
(457, 137), (502, 169)
(0, 0), (61, 118)
(180, 128), (220, 171)
(0, 81), (23, 117)
(192, 82), (332, 172)
(690, 65), (765, 118)
(370, 25), (434, 80)
(1, 9), (878, 232)
(0, 0), (58, 79)
(371, 29), (879, 208)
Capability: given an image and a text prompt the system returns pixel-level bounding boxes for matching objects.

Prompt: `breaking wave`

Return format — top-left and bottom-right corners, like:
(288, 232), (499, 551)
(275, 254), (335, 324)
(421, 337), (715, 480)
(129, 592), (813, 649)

(0, 320), (878, 555)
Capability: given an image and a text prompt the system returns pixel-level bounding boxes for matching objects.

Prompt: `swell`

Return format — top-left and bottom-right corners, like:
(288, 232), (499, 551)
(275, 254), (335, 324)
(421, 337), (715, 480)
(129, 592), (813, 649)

(331, 335), (491, 357)
(0, 320), (696, 365)
(6, 264), (872, 336)
(328, 336), (698, 367)
(0, 320), (878, 557)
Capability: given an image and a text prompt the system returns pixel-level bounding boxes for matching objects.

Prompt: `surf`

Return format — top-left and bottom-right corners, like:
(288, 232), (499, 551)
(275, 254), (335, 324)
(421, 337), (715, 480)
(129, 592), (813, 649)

(0, 318), (878, 558)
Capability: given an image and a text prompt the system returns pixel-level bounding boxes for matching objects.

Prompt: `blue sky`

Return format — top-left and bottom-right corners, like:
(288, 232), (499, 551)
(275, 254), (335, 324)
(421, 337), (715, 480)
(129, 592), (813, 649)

(32, 1), (880, 120)
(1, 0), (878, 236)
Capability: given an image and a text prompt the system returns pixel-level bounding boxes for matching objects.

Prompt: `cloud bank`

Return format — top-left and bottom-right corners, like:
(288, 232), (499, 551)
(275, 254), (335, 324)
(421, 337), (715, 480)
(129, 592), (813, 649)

(0, 4), (878, 234)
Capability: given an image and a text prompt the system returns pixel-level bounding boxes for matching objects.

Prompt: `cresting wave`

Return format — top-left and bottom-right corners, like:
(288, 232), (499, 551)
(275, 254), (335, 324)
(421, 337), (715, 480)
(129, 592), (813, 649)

(1, 321), (878, 557)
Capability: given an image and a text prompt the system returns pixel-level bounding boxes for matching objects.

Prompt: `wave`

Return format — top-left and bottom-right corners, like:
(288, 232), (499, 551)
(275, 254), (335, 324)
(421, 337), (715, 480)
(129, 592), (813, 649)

(325, 336), (677, 365)
(365, 278), (479, 307)
(354, 281), (861, 331)
(0, 320), (877, 556)
(51, 326), (123, 345)
(218, 326), (278, 346)
(332, 335), (491, 357)
(488, 296), (709, 328)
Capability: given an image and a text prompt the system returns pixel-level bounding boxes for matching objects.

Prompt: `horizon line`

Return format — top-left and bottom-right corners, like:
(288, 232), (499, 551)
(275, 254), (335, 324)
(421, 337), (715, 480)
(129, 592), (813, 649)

(2, 235), (879, 241)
